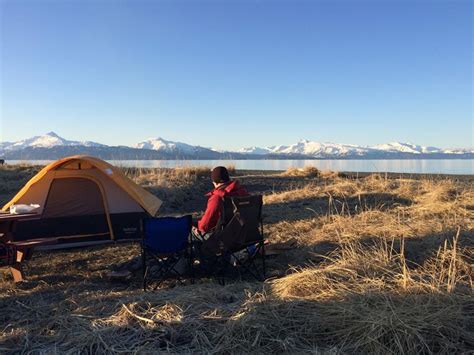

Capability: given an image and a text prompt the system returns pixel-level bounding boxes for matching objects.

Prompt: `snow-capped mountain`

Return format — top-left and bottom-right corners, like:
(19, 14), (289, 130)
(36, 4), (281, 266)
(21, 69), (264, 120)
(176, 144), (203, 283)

(0, 132), (472, 160)
(268, 139), (372, 157)
(239, 140), (473, 158)
(0, 132), (104, 151)
(0, 132), (222, 159)
(370, 142), (472, 155)
(238, 146), (272, 155)
(135, 137), (211, 154)
(239, 139), (372, 157)
(443, 147), (474, 154)
(370, 142), (441, 154)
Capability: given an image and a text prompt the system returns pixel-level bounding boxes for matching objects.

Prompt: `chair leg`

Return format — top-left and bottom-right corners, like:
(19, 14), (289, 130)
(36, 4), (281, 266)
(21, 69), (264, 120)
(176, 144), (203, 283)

(235, 257), (261, 282)
(188, 245), (195, 284)
(147, 254), (188, 290)
(218, 269), (226, 285)
(142, 248), (147, 291)
(218, 257), (226, 285)
(229, 242), (266, 282)
(143, 267), (148, 291)
(153, 278), (164, 291)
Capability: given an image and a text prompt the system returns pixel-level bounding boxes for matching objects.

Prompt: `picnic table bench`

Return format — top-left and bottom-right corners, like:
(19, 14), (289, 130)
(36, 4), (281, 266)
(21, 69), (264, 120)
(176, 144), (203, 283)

(0, 212), (56, 282)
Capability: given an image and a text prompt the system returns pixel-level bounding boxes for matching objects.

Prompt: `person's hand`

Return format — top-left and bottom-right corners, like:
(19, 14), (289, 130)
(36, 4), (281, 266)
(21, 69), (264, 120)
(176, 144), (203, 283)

(192, 226), (200, 235)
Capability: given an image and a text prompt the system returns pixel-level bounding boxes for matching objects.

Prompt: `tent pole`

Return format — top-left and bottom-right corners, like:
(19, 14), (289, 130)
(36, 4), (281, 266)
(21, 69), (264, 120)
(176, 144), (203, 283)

(83, 176), (115, 241)
(99, 187), (115, 241)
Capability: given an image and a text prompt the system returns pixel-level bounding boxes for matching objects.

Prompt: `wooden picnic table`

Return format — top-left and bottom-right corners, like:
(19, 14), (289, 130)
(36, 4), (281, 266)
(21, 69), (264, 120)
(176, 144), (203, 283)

(0, 212), (41, 240)
(0, 211), (39, 219)
(0, 212), (48, 281)
(1, 212), (113, 282)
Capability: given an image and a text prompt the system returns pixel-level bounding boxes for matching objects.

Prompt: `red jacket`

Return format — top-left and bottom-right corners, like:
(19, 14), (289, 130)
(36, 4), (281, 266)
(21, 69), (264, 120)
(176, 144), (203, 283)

(197, 180), (248, 233)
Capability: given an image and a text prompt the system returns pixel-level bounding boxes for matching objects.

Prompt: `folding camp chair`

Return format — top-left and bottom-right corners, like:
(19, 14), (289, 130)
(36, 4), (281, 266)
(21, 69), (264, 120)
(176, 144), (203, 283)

(200, 195), (265, 283)
(141, 215), (193, 291)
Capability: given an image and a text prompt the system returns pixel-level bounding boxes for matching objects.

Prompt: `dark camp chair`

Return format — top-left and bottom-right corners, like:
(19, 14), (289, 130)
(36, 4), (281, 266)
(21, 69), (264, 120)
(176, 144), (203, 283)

(200, 195), (265, 283)
(141, 215), (193, 291)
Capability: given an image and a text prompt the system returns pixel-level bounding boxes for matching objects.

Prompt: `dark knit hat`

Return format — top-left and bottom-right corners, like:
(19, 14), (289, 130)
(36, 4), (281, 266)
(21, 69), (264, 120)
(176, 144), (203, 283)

(211, 166), (230, 183)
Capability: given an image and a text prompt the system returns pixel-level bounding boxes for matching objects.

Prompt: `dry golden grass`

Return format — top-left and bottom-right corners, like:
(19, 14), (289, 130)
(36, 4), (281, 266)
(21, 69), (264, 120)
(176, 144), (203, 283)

(0, 164), (42, 205)
(124, 166), (211, 187)
(282, 166), (320, 178)
(124, 165), (236, 188)
(0, 166), (473, 353)
(253, 234), (473, 353)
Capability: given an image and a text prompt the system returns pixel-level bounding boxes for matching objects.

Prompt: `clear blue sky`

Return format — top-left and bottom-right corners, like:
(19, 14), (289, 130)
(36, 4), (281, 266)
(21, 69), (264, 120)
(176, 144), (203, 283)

(1, 0), (472, 150)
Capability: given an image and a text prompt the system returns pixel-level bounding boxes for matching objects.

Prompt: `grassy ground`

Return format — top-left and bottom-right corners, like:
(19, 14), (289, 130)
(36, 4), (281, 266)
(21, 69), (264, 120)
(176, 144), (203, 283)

(0, 165), (473, 353)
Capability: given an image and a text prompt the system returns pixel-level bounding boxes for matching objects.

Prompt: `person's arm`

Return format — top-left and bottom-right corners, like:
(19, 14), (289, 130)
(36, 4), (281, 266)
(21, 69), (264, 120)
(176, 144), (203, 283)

(197, 195), (222, 233)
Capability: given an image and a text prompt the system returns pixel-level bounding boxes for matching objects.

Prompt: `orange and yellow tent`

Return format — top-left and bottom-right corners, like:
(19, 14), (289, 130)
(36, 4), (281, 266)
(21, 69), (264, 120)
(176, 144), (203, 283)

(2, 156), (162, 242)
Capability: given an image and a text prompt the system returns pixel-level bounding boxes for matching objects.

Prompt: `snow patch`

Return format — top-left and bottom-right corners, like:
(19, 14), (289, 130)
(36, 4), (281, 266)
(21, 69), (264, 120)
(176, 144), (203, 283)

(0, 132), (104, 151)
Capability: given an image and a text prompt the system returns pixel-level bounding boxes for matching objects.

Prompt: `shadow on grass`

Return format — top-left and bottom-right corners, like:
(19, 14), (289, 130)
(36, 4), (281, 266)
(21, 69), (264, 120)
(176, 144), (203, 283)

(145, 175), (327, 215)
(1, 277), (471, 353)
(218, 289), (473, 353)
(1, 228), (472, 353)
(272, 229), (474, 273)
(263, 192), (412, 224)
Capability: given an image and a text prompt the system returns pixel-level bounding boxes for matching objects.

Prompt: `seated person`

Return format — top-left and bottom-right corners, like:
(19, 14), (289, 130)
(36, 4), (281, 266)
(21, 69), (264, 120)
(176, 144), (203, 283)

(192, 166), (248, 240)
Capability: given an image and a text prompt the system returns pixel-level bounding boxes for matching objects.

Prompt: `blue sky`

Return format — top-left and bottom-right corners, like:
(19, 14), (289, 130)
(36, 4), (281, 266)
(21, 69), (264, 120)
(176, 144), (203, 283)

(1, 0), (472, 150)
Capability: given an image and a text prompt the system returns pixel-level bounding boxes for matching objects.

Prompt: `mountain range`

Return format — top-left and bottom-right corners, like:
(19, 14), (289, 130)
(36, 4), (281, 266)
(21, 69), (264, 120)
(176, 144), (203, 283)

(0, 132), (472, 160)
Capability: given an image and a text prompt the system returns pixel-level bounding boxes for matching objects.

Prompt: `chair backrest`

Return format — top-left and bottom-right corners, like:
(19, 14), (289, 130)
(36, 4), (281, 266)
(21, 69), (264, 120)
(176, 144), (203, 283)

(143, 215), (192, 254)
(204, 195), (263, 254)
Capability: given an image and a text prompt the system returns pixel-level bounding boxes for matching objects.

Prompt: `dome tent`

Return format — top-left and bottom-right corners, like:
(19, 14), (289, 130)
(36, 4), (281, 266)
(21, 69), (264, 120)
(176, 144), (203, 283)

(2, 156), (162, 243)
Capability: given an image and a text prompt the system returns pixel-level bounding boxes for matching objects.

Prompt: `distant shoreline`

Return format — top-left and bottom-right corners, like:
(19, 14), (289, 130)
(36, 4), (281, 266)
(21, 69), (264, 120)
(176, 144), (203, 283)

(2, 155), (473, 161)
(2, 162), (473, 178)
(2, 156), (474, 161)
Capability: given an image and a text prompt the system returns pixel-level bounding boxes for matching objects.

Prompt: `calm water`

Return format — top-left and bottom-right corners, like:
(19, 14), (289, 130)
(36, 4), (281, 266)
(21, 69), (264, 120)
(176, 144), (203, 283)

(8, 159), (473, 175)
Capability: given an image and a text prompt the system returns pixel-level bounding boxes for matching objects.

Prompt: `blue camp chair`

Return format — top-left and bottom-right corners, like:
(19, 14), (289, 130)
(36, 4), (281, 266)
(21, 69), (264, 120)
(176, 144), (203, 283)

(141, 215), (193, 291)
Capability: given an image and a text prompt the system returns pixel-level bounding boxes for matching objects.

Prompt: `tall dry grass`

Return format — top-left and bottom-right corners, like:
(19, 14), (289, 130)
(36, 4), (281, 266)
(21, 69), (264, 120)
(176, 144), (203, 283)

(2, 235), (470, 353)
(0, 165), (42, 205)
(121, 165), (237, 214)
(0, 167), (472, 353)
(237, 234), (473, 353)
(282, 166), (320, 178)
(124, 165), (236, 188)
(264, 173), (473, 246)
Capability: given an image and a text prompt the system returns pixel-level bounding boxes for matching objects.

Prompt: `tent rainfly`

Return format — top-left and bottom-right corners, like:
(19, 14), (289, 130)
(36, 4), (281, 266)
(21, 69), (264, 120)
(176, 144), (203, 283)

(2, 155), (162, 243)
